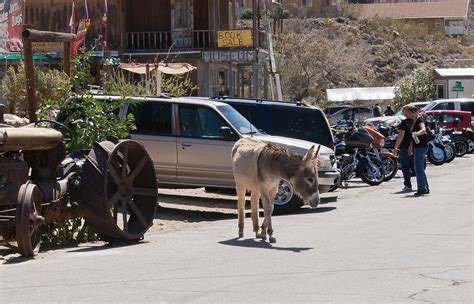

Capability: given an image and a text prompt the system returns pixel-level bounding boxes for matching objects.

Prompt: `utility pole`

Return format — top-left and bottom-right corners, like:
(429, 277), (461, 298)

(262, 0), (282, 100)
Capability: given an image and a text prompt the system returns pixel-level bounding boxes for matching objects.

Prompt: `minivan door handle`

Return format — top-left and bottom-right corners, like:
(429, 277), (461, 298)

(181, 142), (192, 147)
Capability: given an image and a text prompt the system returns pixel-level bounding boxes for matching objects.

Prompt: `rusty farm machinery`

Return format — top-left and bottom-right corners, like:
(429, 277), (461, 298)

(0, 122), (158, 257)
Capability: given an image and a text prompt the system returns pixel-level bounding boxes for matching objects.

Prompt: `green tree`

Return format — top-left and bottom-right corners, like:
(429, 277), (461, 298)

(393, 67), (435, 109)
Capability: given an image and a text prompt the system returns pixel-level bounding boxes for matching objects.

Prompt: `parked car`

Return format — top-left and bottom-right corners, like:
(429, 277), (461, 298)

(421, 98), (474, 119)
(422, 110), (474, 131)
(59, 95), (340, 214)
(323, 106), (350, 116)
(364, 101), (430, 127)
(327, 106), (372, 125)
(204, 97), (336, 149)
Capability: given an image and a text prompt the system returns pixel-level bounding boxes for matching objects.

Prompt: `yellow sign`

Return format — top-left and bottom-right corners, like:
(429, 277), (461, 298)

(32, 42), (63, 52)
(217, 30), (253, 48)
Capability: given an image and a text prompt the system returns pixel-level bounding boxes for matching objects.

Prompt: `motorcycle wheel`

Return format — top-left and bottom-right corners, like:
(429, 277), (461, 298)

(427, 146), (446, 166)
(443, 144), (455, 163)
(382, 157), (398, 181)
(454, 140), (468, 157)
(357, 157), (385, 186)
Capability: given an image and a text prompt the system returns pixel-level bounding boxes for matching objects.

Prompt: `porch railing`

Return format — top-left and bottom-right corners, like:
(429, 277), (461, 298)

(127, 30), (219, 51)
(126, 30), (266, 52)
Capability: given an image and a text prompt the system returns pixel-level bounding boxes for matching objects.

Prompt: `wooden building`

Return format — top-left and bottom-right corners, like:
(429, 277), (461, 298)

(24, 0), (266, 97)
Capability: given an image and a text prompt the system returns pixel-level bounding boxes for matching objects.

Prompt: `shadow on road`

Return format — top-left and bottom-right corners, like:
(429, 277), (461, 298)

(218, 237), (313, 253)
(154, 205), (236, 222)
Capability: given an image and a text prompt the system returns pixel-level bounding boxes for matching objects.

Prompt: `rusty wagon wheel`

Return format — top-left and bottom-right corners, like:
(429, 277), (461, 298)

(83, 140), (158, 242)
(16, 182), (45, 257)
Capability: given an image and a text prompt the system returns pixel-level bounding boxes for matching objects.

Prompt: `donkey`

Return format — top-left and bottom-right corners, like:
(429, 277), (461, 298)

(231, 137), (321, 243)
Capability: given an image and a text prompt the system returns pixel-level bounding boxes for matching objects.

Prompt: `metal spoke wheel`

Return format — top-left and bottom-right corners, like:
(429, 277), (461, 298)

(16, 182), (45, 257)
(83, 140), (158, 242)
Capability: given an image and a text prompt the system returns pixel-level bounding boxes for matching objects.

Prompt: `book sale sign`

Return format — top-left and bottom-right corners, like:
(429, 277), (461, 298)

(0, 0), (23, 53)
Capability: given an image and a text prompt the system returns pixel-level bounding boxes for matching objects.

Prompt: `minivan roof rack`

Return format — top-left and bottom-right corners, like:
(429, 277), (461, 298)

(210, 96), (307, 106)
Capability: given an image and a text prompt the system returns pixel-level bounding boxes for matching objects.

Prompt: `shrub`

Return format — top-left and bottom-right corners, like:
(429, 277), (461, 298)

(394, 66), (436, 109)
(282, 9), (290, 19)
(241, 8), (253, 20)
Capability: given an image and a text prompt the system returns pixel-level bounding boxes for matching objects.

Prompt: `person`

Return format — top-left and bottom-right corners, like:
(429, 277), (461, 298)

(393, 106), (415, 192)
(405, 105), (430, 196)
(373, 104), (382, 117)
(384, 105), (395, 116)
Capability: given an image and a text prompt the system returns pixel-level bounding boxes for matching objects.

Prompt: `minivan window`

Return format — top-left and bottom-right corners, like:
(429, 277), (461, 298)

(129, 102), (173, 136)
(217, 105), (259, 135)
(179, 105), (233, 139)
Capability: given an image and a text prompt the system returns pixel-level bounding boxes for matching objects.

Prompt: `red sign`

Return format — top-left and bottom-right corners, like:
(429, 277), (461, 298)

(7, 0), (22, 51)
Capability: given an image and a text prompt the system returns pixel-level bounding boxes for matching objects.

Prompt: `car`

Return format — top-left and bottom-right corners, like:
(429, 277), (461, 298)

(59, 95), (340, 214)
(327, 106), (372, 125)
(204, 97), (336, 149)
(364, 101), (430, 127)
(422, 110), (474, 131)
(323, 106), (350, 116)
(421, 98), (474, 119)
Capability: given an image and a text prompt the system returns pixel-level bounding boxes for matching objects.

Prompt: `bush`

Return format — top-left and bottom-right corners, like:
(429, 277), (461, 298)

(241, 8), (253, 19)
(282, 10), (290, 19)
(394, 66), (435, 109)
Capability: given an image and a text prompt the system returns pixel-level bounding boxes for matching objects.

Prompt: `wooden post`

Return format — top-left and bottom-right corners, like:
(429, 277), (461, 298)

(21, 29), (76, 122)
(63, 42), (71, 77)
(22, 34), (38, 123)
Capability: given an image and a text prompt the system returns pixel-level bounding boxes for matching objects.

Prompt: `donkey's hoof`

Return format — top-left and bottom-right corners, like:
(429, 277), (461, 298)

(260, 234), (267, 241)
(269, 237), (276, 243)
(238, 232), (244, 238)
(255, 233), (262, 239)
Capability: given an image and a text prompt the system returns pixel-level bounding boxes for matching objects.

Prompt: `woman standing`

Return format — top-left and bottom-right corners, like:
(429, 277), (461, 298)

(393, 106), (414, 192)
(405, 106), (430, 196)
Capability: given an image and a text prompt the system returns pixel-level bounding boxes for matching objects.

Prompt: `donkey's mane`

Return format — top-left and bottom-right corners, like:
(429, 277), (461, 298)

(262, 143), (303, 178)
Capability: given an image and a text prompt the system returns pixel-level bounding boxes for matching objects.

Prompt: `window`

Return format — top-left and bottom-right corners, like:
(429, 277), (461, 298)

(435, 19), (443, 28)
(129, 102), (173, 136)
(460, 102), (474, 117)
(436, 84), (445, 99)
(179, 106), (231, 139)
(433, 102), (455, 111)
(418, 20), (424, 28)
(302, 0), (309, 6)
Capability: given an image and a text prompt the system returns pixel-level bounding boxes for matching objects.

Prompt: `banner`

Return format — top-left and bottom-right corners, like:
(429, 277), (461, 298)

(0, 0), (23, 53)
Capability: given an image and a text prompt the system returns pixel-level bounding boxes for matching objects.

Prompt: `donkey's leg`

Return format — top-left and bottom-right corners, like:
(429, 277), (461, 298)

(250, 190), (261, 238)
(267, 187), (278, 243)
(259, 191), (272, 241)
(236, 184), (246, 238)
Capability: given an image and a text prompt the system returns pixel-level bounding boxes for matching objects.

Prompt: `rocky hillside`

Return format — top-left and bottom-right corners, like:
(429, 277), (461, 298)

(266, 16), (473, 103)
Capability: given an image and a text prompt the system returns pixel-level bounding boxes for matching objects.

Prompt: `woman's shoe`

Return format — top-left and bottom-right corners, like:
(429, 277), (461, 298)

(414, 191), (429, 196)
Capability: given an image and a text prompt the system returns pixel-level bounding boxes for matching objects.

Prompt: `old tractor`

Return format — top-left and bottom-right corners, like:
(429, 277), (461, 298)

(0, 122), (158, 257)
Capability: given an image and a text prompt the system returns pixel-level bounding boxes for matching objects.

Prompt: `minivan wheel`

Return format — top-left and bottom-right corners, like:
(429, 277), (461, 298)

(272, 180), (303, 215)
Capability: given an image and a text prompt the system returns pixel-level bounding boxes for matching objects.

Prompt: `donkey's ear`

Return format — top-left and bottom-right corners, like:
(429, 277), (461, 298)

(314, 145), (321, 158)
(303, 145), (315, 162)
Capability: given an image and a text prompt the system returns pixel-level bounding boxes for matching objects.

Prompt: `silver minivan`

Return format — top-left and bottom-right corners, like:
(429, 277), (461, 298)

(71, 95), (340, 214)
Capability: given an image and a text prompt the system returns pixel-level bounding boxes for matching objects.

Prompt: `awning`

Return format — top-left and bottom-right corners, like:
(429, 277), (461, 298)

(0, 53), (54, 61)
(326, 87), (395, 102)
(119, 63), (196, 75)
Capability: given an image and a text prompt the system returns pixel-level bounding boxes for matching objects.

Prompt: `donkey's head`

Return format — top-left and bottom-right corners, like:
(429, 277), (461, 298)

(291, 145), (321, 208)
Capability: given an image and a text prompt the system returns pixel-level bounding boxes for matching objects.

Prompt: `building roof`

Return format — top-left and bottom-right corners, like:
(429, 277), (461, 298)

(359, 0), (470, 19)
(326, 87), (395, 102)
(435, 68), (474, 77)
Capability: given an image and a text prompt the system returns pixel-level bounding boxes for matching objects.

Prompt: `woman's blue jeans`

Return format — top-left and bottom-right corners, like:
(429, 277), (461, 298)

(413, 147), (429, 192)
(399, 148), (413, 188)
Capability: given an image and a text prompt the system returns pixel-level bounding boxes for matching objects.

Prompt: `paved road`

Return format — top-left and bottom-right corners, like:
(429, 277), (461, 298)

(1, 156), (473, 303)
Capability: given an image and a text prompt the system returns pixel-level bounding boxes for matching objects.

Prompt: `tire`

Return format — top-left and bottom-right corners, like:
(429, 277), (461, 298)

(382, 157), (398, 181)
(427, 146), (446, 166)
(357, 157), (385, 186)
(443, 144), (455, 163)
(454, 140), (469, 157)
(272, 180), (304, 215)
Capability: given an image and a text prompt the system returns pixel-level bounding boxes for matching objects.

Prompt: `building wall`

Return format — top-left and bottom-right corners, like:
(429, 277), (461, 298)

(404, 17), (445, 33)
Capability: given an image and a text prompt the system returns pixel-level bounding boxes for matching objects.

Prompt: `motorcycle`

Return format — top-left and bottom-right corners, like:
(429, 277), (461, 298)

(364, 124), (398, 181)
(333, 121), (385, 187)
(450, 118), (474, 157)
(425, 119), (447, 166)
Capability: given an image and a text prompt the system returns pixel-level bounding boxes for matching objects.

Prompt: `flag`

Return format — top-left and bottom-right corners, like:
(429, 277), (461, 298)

(72, 0), (90, 55)
(68, 2), (76, 34)
(100, 0), (108, 51)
